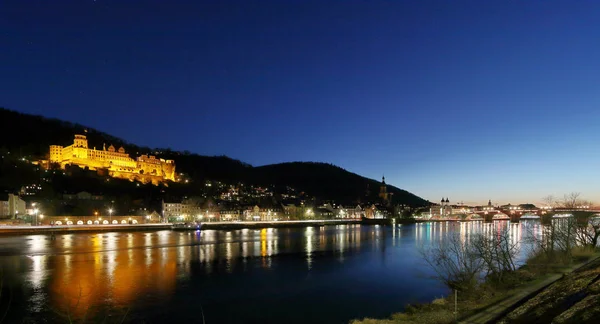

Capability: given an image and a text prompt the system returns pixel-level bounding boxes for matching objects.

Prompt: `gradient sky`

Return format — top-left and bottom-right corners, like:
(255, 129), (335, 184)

(2, 0), (599, 205)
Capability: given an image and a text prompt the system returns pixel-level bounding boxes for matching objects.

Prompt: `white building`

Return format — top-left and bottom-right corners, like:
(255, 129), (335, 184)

(337, 205), (363, 218)
(162, 200), (211, 221)
(430, 198), (452, 217)
(0, 194), (26, 218)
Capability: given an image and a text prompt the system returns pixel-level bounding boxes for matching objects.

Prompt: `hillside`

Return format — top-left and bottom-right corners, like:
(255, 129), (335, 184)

(252, 162), (426, 206)
(0, 107), (429, 206)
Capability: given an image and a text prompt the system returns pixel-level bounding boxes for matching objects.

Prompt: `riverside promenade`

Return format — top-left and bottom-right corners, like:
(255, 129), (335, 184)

(0, 223), (171, 235)
(0, 219), (370, 236)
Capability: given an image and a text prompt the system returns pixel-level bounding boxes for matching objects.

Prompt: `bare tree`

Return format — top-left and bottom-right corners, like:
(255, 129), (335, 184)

(525, 217), (579, 266)
(420, 233), (484, 292)
(542, 195), (557, 207)
(542, 193), (592, 209)
(553, 218), (578, 255)
(561, 192), (582, 209)
(472, 228), (519, 283)
(575, 216), (600, 248)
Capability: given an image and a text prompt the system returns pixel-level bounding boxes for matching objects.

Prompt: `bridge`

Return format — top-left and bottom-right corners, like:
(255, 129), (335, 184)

(470, 208), (600, 222)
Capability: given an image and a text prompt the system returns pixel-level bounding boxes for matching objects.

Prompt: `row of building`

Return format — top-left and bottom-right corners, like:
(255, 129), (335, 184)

(425, 198), (556, 219)
(161, 201), (394, 222)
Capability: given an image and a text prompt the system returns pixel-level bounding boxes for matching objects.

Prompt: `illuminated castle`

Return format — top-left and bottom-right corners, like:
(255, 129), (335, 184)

(48, 134), (176, 185)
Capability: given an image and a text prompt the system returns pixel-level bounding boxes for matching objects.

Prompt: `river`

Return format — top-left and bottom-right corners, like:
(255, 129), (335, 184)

(0, 221), (536, 323)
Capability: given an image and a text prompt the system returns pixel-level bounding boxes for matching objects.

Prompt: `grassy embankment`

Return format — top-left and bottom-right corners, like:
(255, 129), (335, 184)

(351, 247), (599, 324)
(497, 251), (600, 323)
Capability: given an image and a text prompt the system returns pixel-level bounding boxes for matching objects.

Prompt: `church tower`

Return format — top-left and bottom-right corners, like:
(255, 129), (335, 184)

(379, 176), (388, 202)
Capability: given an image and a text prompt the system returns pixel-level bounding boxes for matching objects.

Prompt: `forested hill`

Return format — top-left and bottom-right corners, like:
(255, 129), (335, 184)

(251, 162), (428, 206)
(0, 107), (429, 206)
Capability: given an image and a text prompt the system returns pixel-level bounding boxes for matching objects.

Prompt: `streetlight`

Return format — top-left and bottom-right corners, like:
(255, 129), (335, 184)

(108, 208), (113, 224)
(34, 208), (39, 226)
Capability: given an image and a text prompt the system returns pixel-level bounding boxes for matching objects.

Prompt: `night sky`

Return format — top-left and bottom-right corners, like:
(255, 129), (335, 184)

(2, 1), (600, 205)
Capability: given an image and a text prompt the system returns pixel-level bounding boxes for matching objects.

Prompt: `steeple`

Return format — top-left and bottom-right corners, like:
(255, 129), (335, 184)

(379, 175), (388, 202)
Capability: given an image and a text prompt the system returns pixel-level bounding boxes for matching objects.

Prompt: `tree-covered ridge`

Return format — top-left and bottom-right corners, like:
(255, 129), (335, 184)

(0, 107), (429, 206)
(253, 162), (428, 206)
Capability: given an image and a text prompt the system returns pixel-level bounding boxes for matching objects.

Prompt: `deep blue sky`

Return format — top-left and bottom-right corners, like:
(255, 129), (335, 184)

(2, 0), (599, 205)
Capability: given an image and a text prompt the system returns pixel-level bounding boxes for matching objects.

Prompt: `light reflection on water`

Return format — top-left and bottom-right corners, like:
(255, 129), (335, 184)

(0, 221), (545, 323)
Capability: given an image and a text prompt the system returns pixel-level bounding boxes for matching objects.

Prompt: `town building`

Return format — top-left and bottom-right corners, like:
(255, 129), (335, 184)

(365, 204), (388, 219)
(20, 184), (42, 196)
(243, 205), (280, 221)
(430, 197), (452, 217)
(316, 207), (335, 218)
(337, 205), (363, 218)
(479, 199), (496, 211)
(219, 209), (241, 221)
(162, 200), (203, 221)
(281, 203), (299, 219)
(45, 134), (176, 185)
(0, 194), (26, 218)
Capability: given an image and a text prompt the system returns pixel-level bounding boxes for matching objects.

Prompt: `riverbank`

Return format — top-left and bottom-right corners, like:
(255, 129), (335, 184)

(350, 250), (600, 324)
(461, 252), (600, 324)
(0, 218), (387, 235)
(494, 253), (600, 323)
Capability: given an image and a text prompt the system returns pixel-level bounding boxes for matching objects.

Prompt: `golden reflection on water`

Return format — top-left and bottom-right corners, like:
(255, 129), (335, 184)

(260, 228), (267, 257)
(48, 233), (178, 319)
(305, 227), (314, 269)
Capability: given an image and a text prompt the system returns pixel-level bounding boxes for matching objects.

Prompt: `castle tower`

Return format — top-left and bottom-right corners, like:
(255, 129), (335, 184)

(73, 134), (88, 148)
(379, 175), (388, 202)
(49, 145), (63, 163)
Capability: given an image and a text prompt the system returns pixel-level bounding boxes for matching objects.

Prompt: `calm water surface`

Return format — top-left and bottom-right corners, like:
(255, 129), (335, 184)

(0, 222), (536, 323)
